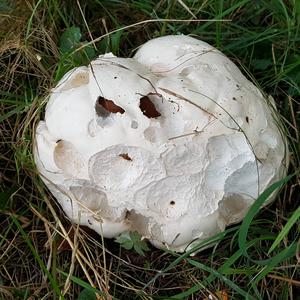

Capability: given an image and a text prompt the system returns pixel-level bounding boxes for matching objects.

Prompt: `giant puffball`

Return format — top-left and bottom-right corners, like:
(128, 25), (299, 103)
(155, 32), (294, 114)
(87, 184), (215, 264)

(34, 35), (288, 252)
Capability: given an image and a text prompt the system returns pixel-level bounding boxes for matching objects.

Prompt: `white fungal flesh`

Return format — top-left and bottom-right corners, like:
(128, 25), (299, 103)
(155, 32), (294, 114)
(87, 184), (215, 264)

(34, 35), (288, 252)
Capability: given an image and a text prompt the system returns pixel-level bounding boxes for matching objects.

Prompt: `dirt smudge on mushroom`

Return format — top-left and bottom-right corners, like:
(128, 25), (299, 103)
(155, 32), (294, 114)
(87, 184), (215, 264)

(126, 210), (151, 237)
(54, 140), (85, 176)
(61, 72), (89, 91)
(119, 153), (132, 161)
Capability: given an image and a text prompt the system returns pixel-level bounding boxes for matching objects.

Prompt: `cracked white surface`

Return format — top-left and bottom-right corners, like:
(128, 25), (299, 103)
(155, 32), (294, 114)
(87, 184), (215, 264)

(34, 35), (288, 252)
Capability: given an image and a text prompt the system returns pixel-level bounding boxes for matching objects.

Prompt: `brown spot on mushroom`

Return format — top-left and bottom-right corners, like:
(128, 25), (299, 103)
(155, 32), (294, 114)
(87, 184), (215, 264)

(246, 116), (249, 123)
(170, 201), (175, 206)
(119, 153), (132, 161)
(139, 96), (161, 118)
(219, 196), (249, 223)
(54, 140), (84, 176)
(61, 72), (89, 91)
(126, 210), (151, 236)
(95, 96), (125, 117)
(125, 210), (131, 219)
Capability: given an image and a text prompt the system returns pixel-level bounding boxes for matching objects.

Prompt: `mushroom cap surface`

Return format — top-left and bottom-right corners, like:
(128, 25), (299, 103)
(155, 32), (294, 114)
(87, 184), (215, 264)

(34, 35), (288, 252)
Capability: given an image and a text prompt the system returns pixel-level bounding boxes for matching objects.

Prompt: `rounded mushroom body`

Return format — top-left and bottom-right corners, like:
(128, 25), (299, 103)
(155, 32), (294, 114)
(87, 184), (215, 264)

(34, 35), (288, 252)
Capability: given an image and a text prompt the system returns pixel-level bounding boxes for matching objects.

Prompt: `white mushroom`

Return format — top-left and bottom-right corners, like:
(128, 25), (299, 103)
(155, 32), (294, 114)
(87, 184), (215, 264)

(34, 35), (288, 252)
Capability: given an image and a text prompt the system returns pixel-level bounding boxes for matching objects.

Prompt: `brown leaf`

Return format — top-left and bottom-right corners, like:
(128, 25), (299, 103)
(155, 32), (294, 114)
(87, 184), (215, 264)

(96, 96), (125, 116)
(203, 290), (229, 300)
(119, 153), (132, 161)
(139, 96), (161, 118)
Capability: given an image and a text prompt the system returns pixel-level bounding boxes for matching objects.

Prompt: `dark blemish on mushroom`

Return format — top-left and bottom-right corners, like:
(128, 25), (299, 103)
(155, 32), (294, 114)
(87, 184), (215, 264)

(232, 97), (237, 101)
(131, 120), (138, 129)
(139, 96), (161, 118)
(169, 100), (180, 112)
(219, 197), (249, 223)
(119, 153), (132, 161)
(114, 76), (117, 79)
(88, 219), (92, 225)
(125, 210), (131, 219)
(170, 201), (175, 206)
(95, 96), (125, 117)
(246, 116), (249, 123)
(56, 139), (62, 143)
(171, 233), (181, 244)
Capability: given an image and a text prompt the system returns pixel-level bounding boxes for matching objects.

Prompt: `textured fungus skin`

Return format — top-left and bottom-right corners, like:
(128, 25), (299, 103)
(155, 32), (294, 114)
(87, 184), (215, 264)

(34, 35), (288, 252)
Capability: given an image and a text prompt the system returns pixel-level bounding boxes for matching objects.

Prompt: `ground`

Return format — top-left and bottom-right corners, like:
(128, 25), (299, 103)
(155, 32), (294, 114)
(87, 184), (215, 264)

(0, 1), (299, 299)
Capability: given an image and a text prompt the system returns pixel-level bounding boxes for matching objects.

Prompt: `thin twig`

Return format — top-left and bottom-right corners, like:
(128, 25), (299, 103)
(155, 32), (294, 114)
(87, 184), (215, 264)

(77, 0), (97, 50)
(267, 274), (300, 286)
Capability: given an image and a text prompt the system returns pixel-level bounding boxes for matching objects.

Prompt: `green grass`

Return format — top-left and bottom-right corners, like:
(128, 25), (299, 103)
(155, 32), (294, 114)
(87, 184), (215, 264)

(0, 0), (299, 299)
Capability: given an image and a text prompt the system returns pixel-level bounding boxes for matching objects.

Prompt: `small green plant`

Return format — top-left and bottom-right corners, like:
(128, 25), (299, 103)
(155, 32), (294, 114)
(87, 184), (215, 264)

(0, 187), (16, 211)
(56, 26), (96, 81)
(115, 231), (150, 256)
(59, 26), (82, 54)
(77, 289), (97, 300)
